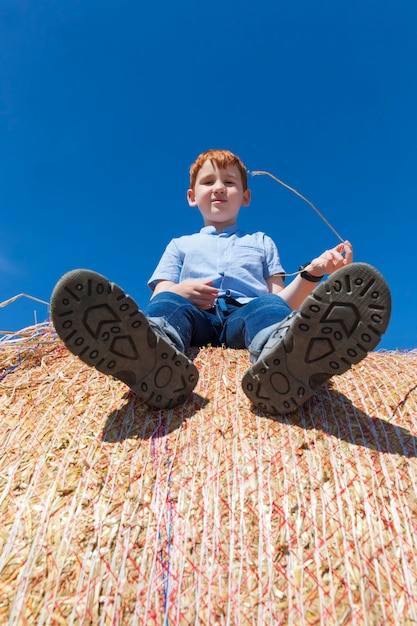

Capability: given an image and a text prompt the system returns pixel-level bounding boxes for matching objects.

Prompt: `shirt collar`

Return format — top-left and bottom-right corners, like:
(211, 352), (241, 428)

(200, 224), (240, 236)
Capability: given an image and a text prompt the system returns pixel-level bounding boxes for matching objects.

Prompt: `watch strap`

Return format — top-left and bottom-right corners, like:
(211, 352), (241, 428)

(298, 262), (323, 283)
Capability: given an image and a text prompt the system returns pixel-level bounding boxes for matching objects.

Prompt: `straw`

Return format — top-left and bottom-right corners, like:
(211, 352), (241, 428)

(1, 324), (417, 624)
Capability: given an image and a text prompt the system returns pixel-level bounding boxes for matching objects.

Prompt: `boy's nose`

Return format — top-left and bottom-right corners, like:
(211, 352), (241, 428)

(213, 180), (226, 192)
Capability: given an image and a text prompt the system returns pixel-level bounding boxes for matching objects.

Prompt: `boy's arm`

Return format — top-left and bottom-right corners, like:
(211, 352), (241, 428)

(266, 274), (285, 294)
(152, 279), (219, 310)
(278, 241), (353, 311)
(152, 280), (177, 296)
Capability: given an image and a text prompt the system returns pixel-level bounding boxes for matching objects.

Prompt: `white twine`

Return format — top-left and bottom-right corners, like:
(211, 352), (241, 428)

(248, 169), (345, 243)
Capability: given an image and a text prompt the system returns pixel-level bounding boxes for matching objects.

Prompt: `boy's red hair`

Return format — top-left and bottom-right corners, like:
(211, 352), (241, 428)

(189, 149), (248, 191)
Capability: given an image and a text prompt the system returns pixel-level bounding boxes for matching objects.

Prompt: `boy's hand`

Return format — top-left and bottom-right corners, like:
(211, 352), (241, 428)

(306, 241), (353, 277)
(172, 279), (219, 310)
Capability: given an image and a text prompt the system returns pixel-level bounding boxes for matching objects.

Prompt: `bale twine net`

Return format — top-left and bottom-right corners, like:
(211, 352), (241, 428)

(1, 324), (416, 624)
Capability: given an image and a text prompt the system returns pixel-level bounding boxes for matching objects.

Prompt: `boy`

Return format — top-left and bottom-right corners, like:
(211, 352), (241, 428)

(51, 149), (391, 415)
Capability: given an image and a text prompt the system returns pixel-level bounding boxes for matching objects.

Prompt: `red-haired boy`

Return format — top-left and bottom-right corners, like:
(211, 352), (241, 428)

(51, 149), (391, 415)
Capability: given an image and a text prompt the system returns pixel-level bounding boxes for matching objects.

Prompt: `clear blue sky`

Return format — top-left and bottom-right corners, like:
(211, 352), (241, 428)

(1, 0), (416, 350)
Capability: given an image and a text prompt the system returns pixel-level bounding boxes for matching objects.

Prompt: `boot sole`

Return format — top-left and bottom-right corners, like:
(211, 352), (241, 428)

(241, 263), (391, 415)
(50, 269), (199, 409)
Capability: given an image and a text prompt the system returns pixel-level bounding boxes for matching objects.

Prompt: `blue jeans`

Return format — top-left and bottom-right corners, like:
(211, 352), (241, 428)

(144, 293), (292, 363)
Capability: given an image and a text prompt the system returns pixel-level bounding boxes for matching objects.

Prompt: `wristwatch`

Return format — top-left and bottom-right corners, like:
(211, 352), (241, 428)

(298, 262), (323, 283)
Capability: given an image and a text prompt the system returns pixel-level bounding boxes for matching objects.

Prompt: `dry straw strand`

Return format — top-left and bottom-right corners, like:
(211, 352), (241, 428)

(1, 324), (417, 624)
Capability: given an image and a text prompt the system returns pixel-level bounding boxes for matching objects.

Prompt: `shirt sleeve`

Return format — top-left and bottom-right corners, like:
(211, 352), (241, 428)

(147, 239), (184, 290)
(263, 234), (285, 278)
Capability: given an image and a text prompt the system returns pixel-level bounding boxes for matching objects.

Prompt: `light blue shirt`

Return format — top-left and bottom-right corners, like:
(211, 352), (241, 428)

(148, 224), (285, 302)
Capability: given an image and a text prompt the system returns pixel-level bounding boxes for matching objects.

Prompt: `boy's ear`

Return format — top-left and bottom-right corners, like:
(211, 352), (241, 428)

(187, 188), (197, 207)
(241, 189), (251, 207)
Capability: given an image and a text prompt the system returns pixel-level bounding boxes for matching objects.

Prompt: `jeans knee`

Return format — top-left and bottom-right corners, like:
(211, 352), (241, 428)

(145, 292), (191, 315)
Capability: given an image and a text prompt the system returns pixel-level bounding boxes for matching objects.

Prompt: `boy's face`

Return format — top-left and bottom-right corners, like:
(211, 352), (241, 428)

(187, 160), (251, 231)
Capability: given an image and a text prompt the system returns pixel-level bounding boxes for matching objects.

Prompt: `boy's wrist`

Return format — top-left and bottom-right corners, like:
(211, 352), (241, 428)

(298, 262), (323, 283)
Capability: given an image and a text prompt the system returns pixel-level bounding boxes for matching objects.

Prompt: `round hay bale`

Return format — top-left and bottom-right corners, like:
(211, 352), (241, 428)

(1, 324), (417, 624)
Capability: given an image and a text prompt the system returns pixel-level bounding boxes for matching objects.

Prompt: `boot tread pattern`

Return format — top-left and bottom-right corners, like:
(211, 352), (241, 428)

(51, 270), (198, 409)
(242, 263), (391, 415)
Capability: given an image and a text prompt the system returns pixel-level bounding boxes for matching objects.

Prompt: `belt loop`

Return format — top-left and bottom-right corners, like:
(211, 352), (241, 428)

(215, 297), (228, 324)
(217, 298), (228, 313)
